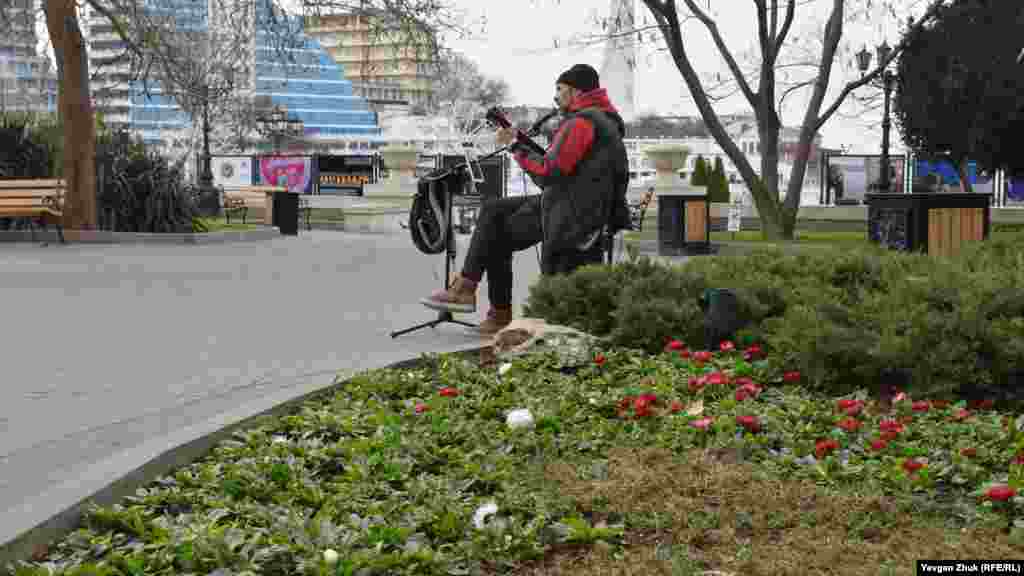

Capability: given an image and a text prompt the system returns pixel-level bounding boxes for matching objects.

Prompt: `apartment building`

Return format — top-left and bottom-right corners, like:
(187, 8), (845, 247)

(0, 0), (57, 115)
(85, 0), (379, 149)
(304, 11), (438, 109)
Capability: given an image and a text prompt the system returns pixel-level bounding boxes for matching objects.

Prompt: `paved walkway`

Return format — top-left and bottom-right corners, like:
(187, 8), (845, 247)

(0, 230), (680, 546)
(0, 232), (537, 542)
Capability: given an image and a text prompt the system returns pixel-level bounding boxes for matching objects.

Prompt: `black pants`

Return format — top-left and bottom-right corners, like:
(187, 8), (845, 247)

(462, 194), (605, 307)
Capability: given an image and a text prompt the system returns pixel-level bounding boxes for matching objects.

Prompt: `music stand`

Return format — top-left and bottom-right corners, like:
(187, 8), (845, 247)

(391, 164), (480, 338)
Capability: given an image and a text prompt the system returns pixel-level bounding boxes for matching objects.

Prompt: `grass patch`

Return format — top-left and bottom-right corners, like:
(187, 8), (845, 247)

(7, 343), (1024, 576)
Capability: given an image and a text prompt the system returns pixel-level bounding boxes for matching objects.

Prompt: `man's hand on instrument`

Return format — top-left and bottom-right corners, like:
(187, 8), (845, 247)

(495, 127), (516, 147)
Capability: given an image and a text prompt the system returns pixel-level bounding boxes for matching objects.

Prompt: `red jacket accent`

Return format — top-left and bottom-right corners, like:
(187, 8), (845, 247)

(514, 88), (620, 180)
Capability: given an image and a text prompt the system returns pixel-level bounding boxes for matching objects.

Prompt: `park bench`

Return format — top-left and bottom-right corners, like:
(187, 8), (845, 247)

(222, 185), (310, 230)
(0, 179), (66, 244)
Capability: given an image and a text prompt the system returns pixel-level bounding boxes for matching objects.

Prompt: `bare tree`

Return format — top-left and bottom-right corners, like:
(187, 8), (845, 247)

(0, 0), (472, 230)
(546, 0), (948, 239)
(433, 49), (510, 136)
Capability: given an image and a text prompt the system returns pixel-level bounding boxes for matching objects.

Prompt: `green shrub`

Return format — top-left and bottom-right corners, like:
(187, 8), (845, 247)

(525, 239), (1024, 401)
(98, 153), (205, 233)
(523, 257), (664, 335)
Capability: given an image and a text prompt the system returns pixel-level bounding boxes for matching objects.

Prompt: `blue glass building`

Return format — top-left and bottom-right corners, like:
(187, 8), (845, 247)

(126, 0), (379, 146)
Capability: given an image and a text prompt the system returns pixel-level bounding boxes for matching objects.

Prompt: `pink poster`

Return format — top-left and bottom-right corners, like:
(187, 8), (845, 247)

(258, 156), (313, 194)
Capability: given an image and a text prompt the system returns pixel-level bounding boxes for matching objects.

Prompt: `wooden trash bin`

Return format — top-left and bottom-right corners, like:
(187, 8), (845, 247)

(866, 192), (991, 257)
(657, 190), (710, 255)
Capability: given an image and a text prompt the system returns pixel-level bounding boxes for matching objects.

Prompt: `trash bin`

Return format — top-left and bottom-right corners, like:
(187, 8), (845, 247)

(273, 191), (299, 236)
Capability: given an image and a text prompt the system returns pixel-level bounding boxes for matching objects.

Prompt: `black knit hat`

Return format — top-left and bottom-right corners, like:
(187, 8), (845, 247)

(556, 64), (600, 92)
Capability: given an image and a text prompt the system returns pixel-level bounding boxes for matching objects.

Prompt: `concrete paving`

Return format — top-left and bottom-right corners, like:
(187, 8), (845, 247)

(0, 230), (557, 545)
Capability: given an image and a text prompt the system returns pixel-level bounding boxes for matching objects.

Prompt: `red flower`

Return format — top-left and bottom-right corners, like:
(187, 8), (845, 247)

(670, 400), (684, 414)
(893, 392), (907, 403)
(837, 418), (861, 432)
(951, 409), (971, 422)
(744, 345), (763, 360)
(985, 485), (1017, 502)
(1012, 453), (1024, 466)
(837, 399), (865, 416)
(960, 447), (977, 458)
(693, 350), (713, 363)
(691, 417), (714, 430)
(969, 399), (995, 411)
(439, 387), (459, 397)
(880, 430), (900, 442)
(719, 340), (735, 352)
(911, 401), (930, 413)
(736, 415), (761, 433)
(735, 384), (762, 402)
(815, 438), (840, 459)
(870, 439), (888, 452)
(679, 349), (692, 359)
(783, 371), (801, 383)
(706, 371), (729, 386)
(415, 403), (428, 413)
(733, 377), (755, 388)
(902, 459), (925, 474)
(688, 376), (706, 393)
(618, 396), (636, 410)
(666, 339), (685, 352)
(634, 394), (658, 411)
(879, 420), (904, 433)
(594, 353), (606, 366)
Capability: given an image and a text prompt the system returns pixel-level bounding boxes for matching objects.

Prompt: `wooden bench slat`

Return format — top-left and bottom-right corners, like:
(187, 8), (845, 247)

(0, 207), (61, 217)
(0, 179), (65, 188)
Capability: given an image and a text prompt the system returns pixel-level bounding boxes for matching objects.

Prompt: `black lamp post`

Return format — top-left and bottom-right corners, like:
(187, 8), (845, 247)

(857, 42), (897, 193)
(198, 84), (214, 192)
(256, 104), (304, 154)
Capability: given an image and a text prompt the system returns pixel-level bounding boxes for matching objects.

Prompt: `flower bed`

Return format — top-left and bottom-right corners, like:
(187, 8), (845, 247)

(7, 343), (1024, 576)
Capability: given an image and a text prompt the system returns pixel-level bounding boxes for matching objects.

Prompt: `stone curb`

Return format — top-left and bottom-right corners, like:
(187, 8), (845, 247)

(0, 345), (486, 575)
(0, 227), (281, 245)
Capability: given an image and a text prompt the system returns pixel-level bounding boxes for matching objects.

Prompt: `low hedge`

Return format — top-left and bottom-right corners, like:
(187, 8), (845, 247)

(523, 234), (1024, 401)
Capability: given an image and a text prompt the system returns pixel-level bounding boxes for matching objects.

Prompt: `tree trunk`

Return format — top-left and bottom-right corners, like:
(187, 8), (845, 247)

(957, 159), (974, 193)
(46, 0), (96, 230)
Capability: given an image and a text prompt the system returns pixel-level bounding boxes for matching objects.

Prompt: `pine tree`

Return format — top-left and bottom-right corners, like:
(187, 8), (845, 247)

(690, 155), (708, 186)
(709, 156), (730, 203)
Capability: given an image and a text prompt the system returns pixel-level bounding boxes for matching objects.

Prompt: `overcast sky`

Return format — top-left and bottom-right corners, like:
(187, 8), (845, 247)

(440, 0), (940, 153)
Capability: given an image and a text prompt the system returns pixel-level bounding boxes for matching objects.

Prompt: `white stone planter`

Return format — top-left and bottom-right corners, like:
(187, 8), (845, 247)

(370, 145), (419, 195)
(643, 144), (690, 189)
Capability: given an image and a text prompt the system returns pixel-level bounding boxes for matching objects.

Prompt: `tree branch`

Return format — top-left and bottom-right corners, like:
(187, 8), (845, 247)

(813, 0), (946, 133)
(679, 0), (759, 108)
(773, 0), (796, 57)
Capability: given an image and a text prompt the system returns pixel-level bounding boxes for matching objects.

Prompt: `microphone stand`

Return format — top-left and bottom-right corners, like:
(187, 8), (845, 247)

(390, 141), (519, 339)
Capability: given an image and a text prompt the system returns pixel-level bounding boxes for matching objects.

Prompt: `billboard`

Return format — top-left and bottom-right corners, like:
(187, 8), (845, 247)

(317, 154), (377, 196)
(915, 159), (994, 193)
(210, 156), (253, 188)
(825, 155), (906, 204)
(255, 156), (315, 194)
(1008, 179), (1024, 205)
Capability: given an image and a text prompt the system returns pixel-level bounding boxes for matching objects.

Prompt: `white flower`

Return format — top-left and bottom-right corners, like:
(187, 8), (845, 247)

(472, 502), (499, 529)
(322, 549), (339, 565)
(498, 363), (512, 376)
(506, 409), (534, 429)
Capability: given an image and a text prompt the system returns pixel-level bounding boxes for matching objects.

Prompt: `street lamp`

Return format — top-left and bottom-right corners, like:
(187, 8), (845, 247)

(857, 41), (897, 193)
(256, 104), (304, 154)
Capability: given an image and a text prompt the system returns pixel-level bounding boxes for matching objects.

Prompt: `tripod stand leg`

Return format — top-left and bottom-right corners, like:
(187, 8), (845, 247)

(392, 173), (479, 338)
